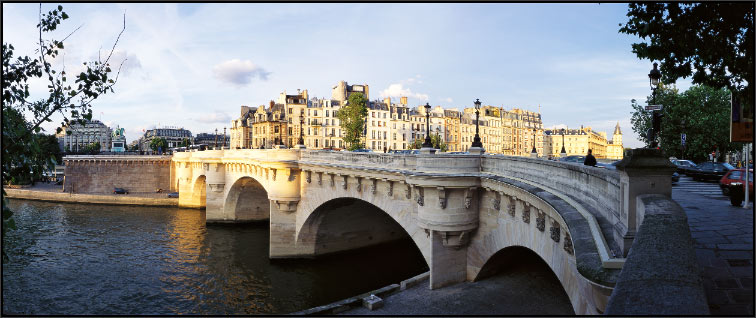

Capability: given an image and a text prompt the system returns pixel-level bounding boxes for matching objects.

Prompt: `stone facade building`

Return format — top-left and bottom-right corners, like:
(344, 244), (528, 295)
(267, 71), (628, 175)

(606, 123), (624, 160)
(251, 103), (288, 149)
(56, 119), (113, 152)
(543, 124), (623, 160)
(139, 127), (193, 151)
(223, 80), (627, 159)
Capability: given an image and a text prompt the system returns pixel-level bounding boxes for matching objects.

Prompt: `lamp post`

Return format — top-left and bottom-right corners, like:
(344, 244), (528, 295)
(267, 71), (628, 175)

(648, 62), (662, 148)
(531, 128), (537, 154)
(223, 127), (226, 148)
(214, 128), (218, 149)
(298, 110), (305, 146)
(560, 128), (567, 156)
(422, 103), (433, 148)
(278, 117), (284, 146)
(471, 99), (483, 148)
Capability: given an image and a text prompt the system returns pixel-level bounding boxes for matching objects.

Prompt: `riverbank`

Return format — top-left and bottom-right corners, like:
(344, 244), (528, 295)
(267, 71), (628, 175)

(296, 251), (575, 315)
(3, 184), (178, 207)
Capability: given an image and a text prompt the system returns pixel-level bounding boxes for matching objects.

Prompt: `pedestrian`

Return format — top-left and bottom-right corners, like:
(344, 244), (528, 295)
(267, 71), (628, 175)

(584, 149), (597, 167)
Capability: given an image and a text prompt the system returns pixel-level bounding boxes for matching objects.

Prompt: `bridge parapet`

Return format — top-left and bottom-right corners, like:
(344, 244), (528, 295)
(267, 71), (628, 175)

(299, 150), (417, 172)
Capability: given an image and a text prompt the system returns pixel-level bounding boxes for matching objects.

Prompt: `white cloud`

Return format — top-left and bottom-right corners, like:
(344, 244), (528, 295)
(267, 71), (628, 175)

(379, 83), (429, 101)
(194, 111), (231, 124)
(441, 97), (453, 103)
(104, 49), (142, 75)
(212, 59), (270, 86)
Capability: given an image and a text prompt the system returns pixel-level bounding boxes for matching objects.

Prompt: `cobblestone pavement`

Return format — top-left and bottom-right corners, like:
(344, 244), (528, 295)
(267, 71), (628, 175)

(672, 176), (754, 316)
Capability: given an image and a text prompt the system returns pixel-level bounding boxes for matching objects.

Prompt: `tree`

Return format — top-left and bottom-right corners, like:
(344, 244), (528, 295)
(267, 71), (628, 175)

(337, 92), (368, 151)
(2, 4), (125, 262)
(179, 138), (191, 148)
(83, 141), (101, 154)
(409, 133), (448, 152)
(630, 84), (741, 163)
(619, 3), (754, 103)
(150, 137), (168, 152)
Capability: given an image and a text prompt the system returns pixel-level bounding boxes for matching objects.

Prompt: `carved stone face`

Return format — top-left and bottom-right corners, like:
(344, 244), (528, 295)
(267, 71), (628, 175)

(550, 221), (561, 242)
(563, 232), (574, 255)
(464, 197), (472, 209)
(536, 211), (545, 232)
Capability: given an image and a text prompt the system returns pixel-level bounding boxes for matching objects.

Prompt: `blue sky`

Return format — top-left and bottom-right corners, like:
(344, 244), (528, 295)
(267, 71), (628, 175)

(3, 3), (692, 148)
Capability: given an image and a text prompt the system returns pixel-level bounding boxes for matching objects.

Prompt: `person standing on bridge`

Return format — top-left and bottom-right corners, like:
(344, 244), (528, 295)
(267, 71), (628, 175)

(584, 149), (597, 167)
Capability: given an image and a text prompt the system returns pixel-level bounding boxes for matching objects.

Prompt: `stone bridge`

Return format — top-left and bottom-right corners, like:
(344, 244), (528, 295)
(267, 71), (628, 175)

(170, 148), (706, 315)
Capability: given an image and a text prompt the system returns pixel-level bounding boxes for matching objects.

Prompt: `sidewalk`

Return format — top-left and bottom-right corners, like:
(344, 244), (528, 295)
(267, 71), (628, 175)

(339, 254), (574, 315)
(672, 187), (754, 316)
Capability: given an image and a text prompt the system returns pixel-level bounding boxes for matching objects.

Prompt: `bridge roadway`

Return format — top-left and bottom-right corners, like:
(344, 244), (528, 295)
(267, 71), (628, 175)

(107, 147), (701, 315)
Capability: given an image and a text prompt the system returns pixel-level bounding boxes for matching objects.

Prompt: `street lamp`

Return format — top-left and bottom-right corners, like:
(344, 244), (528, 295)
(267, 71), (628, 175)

(471, 99), (483, 148)
(648, 62), (662, 148)
(223, 127), (226, 148)
(422, 103), (433, 148)
(214, 128), (218, 149)
(298, 110), (305, 145)
(560, 128), (567, 156)
(531, 128), (537, 154)
(278, 118), (283, 146)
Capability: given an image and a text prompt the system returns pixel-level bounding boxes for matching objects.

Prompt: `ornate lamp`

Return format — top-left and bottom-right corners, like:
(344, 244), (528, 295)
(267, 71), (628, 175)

(422, 103), (433, 148)
(560, 128), (567, 155)
(298, 110), (305, 145)
(471, 99), (483, 148)
(648, 62), (662, 148)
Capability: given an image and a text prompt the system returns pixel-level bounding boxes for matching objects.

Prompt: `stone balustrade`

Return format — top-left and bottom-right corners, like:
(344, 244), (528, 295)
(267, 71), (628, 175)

(605, 194), (708, 315)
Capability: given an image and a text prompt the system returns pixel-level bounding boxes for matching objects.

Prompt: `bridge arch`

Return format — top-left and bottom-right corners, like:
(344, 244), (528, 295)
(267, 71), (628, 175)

(295, 180), (430, 265)
(189, 174), (206, 208)
(473, 245), (575, 314)
(223, 175), (271, 222)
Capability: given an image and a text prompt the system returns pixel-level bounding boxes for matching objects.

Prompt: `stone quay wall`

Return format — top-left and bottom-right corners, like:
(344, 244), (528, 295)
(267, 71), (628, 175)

(63, 155), (172, 194)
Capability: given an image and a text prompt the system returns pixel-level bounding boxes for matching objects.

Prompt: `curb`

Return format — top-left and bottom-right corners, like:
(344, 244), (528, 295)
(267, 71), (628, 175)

(291, 271), (429, 315)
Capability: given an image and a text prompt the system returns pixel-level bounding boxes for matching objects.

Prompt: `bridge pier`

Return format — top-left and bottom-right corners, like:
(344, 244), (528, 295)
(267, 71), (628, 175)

(269, 199), (303, 258)
(614, 149), (676, 256)
(411, 154), (482, 289)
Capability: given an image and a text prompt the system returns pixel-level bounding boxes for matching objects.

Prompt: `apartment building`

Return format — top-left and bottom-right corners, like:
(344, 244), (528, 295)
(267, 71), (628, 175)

(542, 124), (622, 160)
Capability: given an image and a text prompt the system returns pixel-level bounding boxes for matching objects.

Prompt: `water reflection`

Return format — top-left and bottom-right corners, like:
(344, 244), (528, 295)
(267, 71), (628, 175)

(2, 200), (427, 315)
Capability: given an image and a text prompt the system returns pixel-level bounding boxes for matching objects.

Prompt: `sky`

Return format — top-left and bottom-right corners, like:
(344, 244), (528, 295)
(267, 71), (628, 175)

(3, 3), (693, 148)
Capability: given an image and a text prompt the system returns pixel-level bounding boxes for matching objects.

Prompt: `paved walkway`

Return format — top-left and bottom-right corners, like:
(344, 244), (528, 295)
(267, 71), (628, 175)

(6, 183), (171, 199)
(340, 253), (574, 315)
(672, 176), (754, 316)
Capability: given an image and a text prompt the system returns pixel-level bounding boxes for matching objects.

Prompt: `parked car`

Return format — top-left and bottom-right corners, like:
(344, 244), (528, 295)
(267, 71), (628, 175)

(559, 155), (586, 163)
(688, 162), (735, 182)
(719, 169), (754, 196)
(167, 192), (179, 198)
(671, 159), (698, 175)
(113, 187), (129, 194)
(596, 161), (620, 170)
(447, 151), (470, 155)
(351, 149), (373, 153)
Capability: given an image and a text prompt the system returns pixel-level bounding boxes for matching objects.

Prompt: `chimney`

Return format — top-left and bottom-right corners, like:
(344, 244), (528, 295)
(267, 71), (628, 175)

(384, 97), (391, 105)
(270, 100), (275, 109)
(400, 96), (408, 105)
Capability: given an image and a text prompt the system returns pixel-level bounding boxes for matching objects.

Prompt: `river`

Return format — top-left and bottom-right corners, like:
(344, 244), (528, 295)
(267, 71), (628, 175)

(2, 199), (428, 315)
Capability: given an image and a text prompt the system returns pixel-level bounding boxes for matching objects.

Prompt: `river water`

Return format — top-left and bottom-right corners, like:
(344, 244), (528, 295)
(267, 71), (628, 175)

(2, 199), (428, 315)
